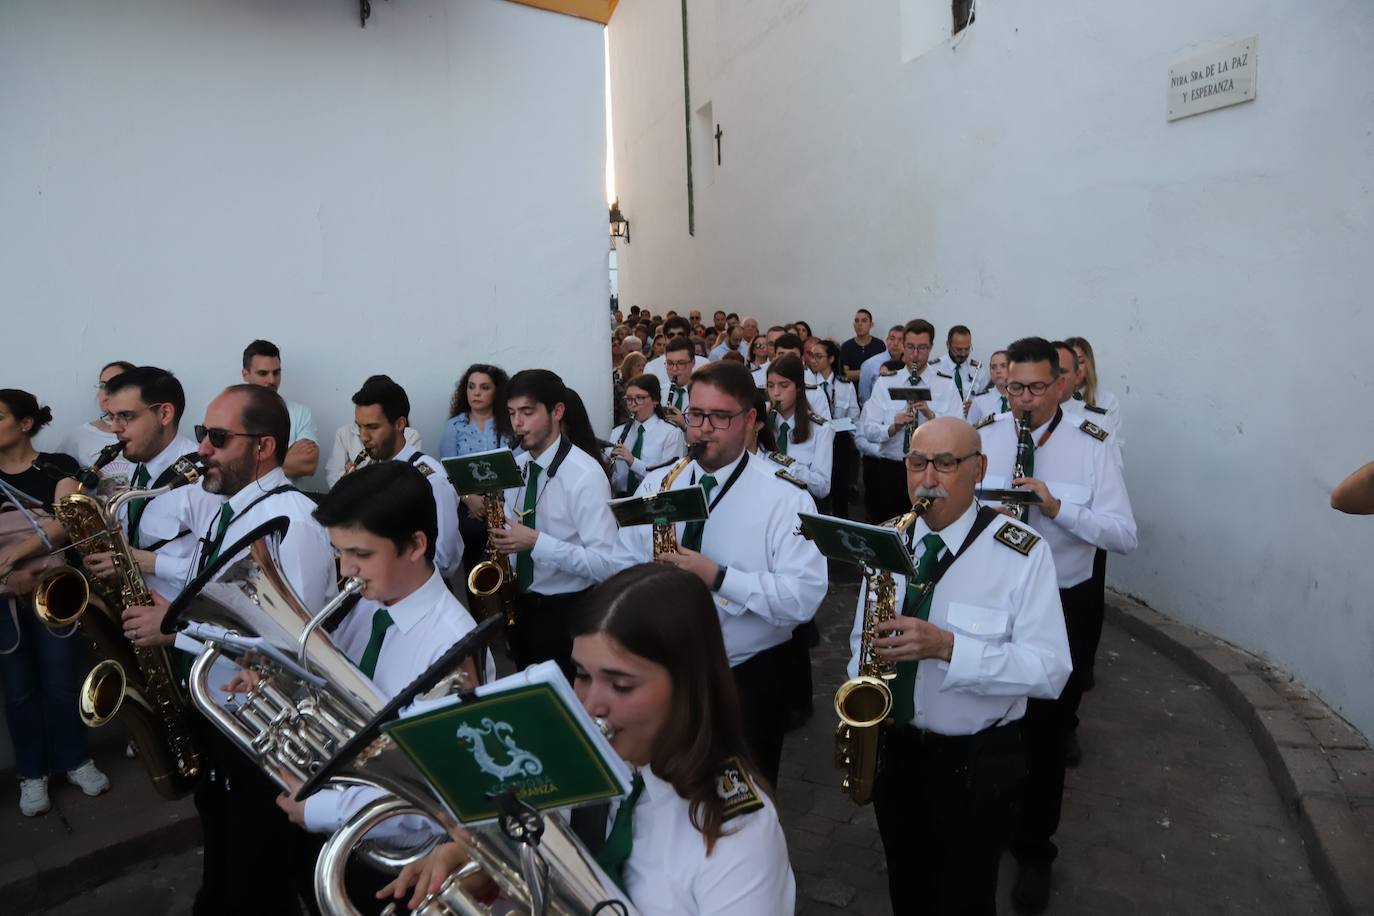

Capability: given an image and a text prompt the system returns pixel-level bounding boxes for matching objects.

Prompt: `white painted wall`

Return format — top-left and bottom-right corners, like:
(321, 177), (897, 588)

(1, 0), (607, 768)
(609, 0), (1374, 737)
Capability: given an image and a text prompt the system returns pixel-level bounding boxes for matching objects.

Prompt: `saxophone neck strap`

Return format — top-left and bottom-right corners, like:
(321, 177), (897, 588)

(908, 505), (1001, 592)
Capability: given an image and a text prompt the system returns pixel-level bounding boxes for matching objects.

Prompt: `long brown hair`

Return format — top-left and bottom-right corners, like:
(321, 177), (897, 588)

(573, 565), (761, 855)
(447, 364), (513, 442)
(766, 355), (812, 444)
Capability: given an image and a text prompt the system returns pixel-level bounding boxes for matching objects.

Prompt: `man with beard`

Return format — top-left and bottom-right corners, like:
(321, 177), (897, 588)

(851, 416), (1069, 915)
(119, 383), (336, 916)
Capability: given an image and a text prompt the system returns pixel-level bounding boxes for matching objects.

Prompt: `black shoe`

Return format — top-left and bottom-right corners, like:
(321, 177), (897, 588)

(1064, 730), (1082, 768)
(1012, 862), (1052, 914)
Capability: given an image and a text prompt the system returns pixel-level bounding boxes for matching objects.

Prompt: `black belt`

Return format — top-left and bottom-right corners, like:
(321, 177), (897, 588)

(887, 718), (1018, 749)
(516, 587), (591, 606)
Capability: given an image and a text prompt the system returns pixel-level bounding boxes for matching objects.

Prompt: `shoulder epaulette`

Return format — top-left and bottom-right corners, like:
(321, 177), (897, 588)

(969, 358), (982, 368)
(717, 758), (765, 821)
(766, 450), (795, 467)
(406, 452), (437, 477)
(809, 412), (827, 425)
(993, 521), (1040, 555)
(1084, 404), (1108, 416)
(936, 371), (953, 379)
(1079, 420), (1109, 442)
(775, 469), (807, 489)
(974, 414), (998, 430)
(805, 383), (819, 390)
(928, 356), (943, 366)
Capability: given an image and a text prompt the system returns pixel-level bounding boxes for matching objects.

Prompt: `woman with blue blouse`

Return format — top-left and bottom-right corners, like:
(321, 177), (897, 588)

(440, 365), (513, 458)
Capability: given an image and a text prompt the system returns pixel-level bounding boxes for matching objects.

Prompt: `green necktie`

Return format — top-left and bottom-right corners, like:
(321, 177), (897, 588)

(357, 608), (394, 678)
(626, 425), (645, 494)
(1000, 395), (1009, 413)
(821, 380), (831, 411)
(902, 373), (921, 452)
(889, 533), (945, 723)
(776, 419), (790, 456)
(680, 475), (717, 551)
(669, 384), (684, 410)
(128, 463), (151, 548)
(205, 502), (236, 567)
(515, 462), (542, 592)
(593, 771), (645, 894)
(1072, 390), (1084, 401)
(953, 365), (965, 398)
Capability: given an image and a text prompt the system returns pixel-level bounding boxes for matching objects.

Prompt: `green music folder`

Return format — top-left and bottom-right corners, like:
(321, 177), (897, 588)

(441, 448), (524, 495)
(798, 512), (915, 577)
(384, 661), (632, 825)
(609, 486), (709, 528)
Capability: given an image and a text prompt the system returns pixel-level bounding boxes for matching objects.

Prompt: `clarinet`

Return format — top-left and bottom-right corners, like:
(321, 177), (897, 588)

(1013, 410), (1033, 521)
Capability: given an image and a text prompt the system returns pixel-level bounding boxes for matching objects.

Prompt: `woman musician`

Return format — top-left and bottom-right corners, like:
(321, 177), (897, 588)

(605, 375), (685, 498)
(379, 564), (795, 915)
(764, 356), (834, 506)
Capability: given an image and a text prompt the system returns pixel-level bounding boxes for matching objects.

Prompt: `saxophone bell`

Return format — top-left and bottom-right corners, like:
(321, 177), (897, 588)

(32, 565), (92, 629)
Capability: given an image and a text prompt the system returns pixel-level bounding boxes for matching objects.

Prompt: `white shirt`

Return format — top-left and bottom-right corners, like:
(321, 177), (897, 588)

(646, 355), (710, 394)
(612, 450), (827, 665)
(813, 371), (859, 428)
(756, 366), (832, 420)
(303, 569), (492, 836)
(606, 415), (686, 497)
(770, 412), (835, 500)
(846, 504), (1071, 735)
(659, 376), (694, 413)
(859, 369), (961, 461)
(503, 437), (619, 595)
(979, 409), (1137, 588)
(929, 353), (988, 400)
(121, 434), (219, 602)
(60, 421), (135, 485)
(1064, 389), (1124, 450)
(394, 443), (464, 581)
(621, 766), (795, 916)
(966, 389), (1010, 427)
(325, 424), (422, 487)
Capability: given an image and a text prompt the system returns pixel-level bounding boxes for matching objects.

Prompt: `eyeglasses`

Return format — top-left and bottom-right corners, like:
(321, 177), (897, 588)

(905, 451), (981, 473)
(107, 404), (167, 426)
(907, 343), (932, 353)
(623, 395), (651, 405)
(194, 425), (265, 448)
(1005, 381), (1053, 396)
(665, 359), (694, 370)
(684, 409), (744, 429)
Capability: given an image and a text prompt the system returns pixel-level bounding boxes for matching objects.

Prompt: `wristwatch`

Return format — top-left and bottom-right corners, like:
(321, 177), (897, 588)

(711, 565), (728, 592)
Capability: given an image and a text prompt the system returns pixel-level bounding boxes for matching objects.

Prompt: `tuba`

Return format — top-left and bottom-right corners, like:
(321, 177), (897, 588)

(651, 441), (705, 558)
(466, 489), (516, 624)
(33, 454), (207, 799)
(833, 496), (931, 805)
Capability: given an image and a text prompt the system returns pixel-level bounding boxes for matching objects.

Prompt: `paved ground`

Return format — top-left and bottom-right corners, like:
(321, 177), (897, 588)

(17, 582), (1334, 914)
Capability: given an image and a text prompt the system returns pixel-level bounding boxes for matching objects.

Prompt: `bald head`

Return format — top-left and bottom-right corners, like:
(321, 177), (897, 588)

(910, 416), (981, 457)
(906, 417), (985, 531)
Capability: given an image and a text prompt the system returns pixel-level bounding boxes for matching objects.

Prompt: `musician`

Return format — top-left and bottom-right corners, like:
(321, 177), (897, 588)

(606, 376), (685, 498)
(325, 375), (423, 487)
(1064, 336), (1124, 448)
(859, 319), (961, 522)
(58, 360), (136, 481)
(350, 377), (463, 583)
(379, 565), (796, 915)
(929, 324), (987, 412)
(761, 333), (831, 421)
(486, 370), (618, 679)
(975, 337), (1137, 913)
(658, 337), (697, 429)
(645, 318), (705, 379)
(765, 355), (834, 503)
(0, 390), (110, 817)
(611, 361), (826, 787)
(806, 337), (860, 521)
(852, 416), (1070, 915)
(240, 339), (320, 481)
(966, 349), (1010, 426)
(120, 383), (336, 916)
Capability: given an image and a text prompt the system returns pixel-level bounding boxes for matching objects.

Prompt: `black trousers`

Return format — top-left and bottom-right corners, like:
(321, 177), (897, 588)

(508, 588), (590, 681)
(867, 456), (910, 523)
(1012, 577), (1097, 866)
(730, 640), (793, 788)
(831, 432), (857, 520)
(785, 620), (819, 720)
(1084, 548), (1108, 682)
(874, 721), (1025, 916)
(193, 725), (322, 916)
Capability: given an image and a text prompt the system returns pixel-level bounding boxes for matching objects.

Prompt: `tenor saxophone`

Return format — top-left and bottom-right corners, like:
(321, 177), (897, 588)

(32, 456), (206, 799)
(833, 495), (931, 805)
(652, 441), (705, 558)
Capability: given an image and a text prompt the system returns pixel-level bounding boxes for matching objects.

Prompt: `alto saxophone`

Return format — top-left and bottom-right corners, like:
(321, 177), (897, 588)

(652, 442), (705, 558)
(467, 489), (517, 625)
(32, 456), (206, 799)
(833, 496), (931, 805)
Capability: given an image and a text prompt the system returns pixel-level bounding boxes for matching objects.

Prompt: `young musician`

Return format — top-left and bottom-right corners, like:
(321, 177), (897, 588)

(806, 337), (860, 521)
(350, 377), (463, 583)
(966, 350), (1011, 426)
(378, 564), (796, 915)
(610, 361), (826, 787)
(487, 370), (618, 679)
(607, 375), (685, 498)
(765, 355), (835, 503)
(325, 375), (423, 487)
(658, 337), (697, 430)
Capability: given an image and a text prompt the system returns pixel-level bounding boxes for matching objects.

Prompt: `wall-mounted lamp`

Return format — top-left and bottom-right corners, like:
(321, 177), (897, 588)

(609, 199), (630, 243)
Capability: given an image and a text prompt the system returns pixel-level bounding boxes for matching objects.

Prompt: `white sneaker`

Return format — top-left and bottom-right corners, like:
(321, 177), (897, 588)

(66, 760), (111, 797)
(19, 777), (50, 816)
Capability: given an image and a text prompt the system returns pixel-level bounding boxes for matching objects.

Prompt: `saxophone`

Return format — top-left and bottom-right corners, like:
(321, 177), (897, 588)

(833, 496), (931, 805)
(467, 488), (517, 624)
(32, 455), (206, 799)
(652, 442), (705, 558)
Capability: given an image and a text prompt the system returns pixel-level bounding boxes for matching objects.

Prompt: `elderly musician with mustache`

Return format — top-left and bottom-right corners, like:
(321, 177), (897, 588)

(849, 416), (1070, 916)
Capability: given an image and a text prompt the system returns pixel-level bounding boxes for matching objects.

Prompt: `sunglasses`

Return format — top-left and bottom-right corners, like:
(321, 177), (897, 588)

(194, 425), (265, 448)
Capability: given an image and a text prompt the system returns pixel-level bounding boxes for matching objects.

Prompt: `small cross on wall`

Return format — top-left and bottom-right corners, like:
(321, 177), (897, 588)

(714, 123), (723, 166)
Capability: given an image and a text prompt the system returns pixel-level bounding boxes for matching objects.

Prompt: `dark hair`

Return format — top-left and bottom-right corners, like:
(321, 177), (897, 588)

(766, 355), (813, 444)
(1005, 337), (1061, 377)
(990, 349), (1009, 361)
(352, 377), (411, 424)
(713, 309), (726, 319)
(101, 360), (137, 376)
(241, 339), (281, 370)
(559, 387), (612, 480)
(314, 461), (437, 563)
(721, 350), (746, 364)
(663, 316), (692, 337)
(104, 366), (187, 424)
(773, 333), (803, 355)
(572, 565), (762, 854)
(809, 337), (840, 374)
(855, 308), (873, 321)
(793, 320), (812, 339)
(665, 336), (694, 357)
(223, 383), (291, 464)
(448, 364), (513, 443)
(0, 389), (53, 437)
(904, 319), (936, 340)
(1049, 340), (1078, 377)
(689, 336), (708, 357)
(752, 390), (778, 452)
(689, 360), (756, 413)
(947, 324), (971, 340)
(508, 371), (608, 476)
(625, 374), (666, 420)
(887, 324), (905, 335)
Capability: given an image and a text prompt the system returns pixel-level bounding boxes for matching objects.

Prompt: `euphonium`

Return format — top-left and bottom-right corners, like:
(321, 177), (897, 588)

(833, 496), (931, 805)
(33, 454), (206, 799)
(652, 441), (705, 558)
(466, 490), (515, 623)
